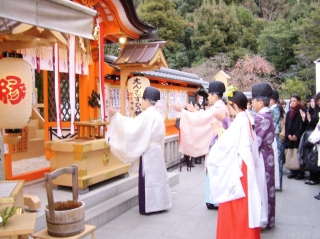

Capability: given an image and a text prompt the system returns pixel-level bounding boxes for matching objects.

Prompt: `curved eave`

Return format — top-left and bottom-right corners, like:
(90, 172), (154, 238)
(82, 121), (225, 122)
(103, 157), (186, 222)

(118, 0), (158, 40)
(113, 42), (167, 67)
(97, 0), (158, 42)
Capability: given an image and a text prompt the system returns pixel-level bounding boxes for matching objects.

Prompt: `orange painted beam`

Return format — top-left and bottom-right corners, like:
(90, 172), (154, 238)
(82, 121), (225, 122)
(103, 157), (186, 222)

(79, 61), (97, 121)
(6, 167), (50, 182)
(104, 62), (114, 75)
(78, 74), (89, 122)
(96, 5), (120, 29)
(104, 24), (122, 35)
(4, 153), (12, 179)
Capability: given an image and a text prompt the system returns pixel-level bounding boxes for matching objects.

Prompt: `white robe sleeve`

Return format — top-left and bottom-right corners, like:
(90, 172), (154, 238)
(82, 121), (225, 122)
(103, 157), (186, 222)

(207, 115), (245, 204)
(106, 110), (153, 164)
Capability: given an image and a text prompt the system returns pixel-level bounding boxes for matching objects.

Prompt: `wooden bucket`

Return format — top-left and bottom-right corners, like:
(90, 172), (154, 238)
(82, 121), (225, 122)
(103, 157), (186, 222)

(44, 164), (85, 237)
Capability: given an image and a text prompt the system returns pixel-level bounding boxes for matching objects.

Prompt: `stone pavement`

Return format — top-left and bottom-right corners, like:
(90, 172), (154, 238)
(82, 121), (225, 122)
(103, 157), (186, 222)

(81, 163), (320, 239)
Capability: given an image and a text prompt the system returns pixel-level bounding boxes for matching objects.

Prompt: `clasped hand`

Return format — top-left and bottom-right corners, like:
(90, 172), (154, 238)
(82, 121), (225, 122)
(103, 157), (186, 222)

(288, 134), (297, 141)
(172, 103), (196, 112)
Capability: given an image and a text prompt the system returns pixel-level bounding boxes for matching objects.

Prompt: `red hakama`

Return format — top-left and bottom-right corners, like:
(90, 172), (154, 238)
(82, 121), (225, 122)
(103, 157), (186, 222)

(216, 161), (261, 239)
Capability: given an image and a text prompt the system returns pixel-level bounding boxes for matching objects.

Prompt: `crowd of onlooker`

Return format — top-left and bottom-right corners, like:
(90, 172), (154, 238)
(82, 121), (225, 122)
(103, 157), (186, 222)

(279, 93), (320, 200)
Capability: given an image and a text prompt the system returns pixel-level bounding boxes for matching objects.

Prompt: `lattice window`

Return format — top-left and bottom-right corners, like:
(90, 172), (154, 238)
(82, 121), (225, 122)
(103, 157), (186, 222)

(48, 72), (80, 122)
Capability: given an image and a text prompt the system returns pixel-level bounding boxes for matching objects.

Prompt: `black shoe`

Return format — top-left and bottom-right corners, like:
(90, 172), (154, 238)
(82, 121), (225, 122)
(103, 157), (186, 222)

(295, 175), (305, 180)
(314, 194), (320, 200)
(287, 174), (297, 179)
(307, 180), (318, 185)
(206, 203), (218, 210)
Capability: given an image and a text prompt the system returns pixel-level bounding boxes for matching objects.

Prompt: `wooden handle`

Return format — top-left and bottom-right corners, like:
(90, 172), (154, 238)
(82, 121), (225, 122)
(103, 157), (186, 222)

(44, 164), (79, 221)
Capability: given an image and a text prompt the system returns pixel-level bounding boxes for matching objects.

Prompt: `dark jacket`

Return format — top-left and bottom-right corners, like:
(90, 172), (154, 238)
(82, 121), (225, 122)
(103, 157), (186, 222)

(285, 107), (306, 149)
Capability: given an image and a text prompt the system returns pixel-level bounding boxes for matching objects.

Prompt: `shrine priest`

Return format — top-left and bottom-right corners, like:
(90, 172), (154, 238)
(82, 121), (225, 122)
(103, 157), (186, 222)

(251, 82), (275, 230)
(106, 86), (172, 215)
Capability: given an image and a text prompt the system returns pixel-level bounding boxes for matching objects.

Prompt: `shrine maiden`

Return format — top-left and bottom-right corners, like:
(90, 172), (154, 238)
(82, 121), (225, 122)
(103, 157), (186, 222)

(106, 86), (172, 215)
(207, 90), (266, 239)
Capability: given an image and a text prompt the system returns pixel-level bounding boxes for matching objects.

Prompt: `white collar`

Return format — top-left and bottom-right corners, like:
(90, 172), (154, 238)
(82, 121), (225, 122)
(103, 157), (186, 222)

(259, 107), (270, 113)
(270, 104), (277, 109)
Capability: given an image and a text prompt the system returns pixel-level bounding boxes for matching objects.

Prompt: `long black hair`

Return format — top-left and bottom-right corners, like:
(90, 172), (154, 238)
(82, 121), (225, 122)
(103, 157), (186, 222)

(228, 91), (248, 110)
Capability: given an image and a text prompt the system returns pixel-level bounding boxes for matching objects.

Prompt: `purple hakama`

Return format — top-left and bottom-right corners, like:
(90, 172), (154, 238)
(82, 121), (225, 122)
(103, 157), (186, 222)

(254, 111), (275, 229)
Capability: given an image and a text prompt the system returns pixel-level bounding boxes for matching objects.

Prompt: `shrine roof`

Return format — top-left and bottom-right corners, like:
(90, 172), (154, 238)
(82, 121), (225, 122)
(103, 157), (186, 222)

(113, 41), (167, 66)
(94, 0), (158, 42)
(105, 55), (209, 87)
(117, 0), (158, 40)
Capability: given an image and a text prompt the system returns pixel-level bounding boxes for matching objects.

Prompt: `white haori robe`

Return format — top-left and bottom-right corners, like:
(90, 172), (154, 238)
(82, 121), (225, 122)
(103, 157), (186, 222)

(272, 138), (280, 189)
(207, 111), (267, 228)
(179, 99), (228, 158)
(106, 106), (172, 213)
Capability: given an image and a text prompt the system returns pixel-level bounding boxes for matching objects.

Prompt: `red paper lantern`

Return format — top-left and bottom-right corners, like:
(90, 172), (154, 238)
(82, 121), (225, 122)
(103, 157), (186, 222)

(0, 52), (33, 129)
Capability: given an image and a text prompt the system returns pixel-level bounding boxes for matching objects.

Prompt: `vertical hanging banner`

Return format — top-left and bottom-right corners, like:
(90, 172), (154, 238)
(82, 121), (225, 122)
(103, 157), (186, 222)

(21, 48), (37, 69)
(40, 46), (54, 71)
(54, 43), (62, 137)
(59, 46), (68, 73)
(69, 35), (76, 134)
(127, 76), (150, 117)
(98, 21), (105, 121)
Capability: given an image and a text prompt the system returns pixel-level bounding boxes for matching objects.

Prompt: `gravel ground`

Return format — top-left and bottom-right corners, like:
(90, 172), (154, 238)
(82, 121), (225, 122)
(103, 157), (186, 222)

(12, 155), (49, 175)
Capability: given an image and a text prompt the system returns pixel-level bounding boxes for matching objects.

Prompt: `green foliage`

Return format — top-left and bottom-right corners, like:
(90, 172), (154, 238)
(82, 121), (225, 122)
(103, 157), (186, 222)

(104, 43), (120, 56)
(136, 0), (186, 68)
(191, 56), (207, 67)
(227, 47), (252, 66)
(192, 1), (241, 57)
(293, 3), (320, 71)
(163, 43), (190, 70)
(257, 17), (298, 72)
(280, 77), (313, 101)
(137, 0), (185, 43)
(134, 0), (319, 86)
(0, 206), (15, 226)
(174, 0), (202, 17)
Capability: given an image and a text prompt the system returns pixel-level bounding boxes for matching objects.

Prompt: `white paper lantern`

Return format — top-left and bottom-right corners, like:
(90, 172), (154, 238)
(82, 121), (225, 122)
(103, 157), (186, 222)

(127, 76), (150, 117)
(0, 53), (33, 129)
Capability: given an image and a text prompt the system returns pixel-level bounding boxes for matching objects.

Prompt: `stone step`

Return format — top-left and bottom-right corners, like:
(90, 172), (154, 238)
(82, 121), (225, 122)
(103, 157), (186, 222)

(29, 172), (179, 233)
(36, 129), (44, 139)
(28, 119), (40, 128)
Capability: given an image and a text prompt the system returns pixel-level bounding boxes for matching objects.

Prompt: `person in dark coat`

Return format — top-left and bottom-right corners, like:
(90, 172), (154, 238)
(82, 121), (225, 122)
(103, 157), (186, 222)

(302, 94), (320, 185)
(286, 94), (306, 180)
